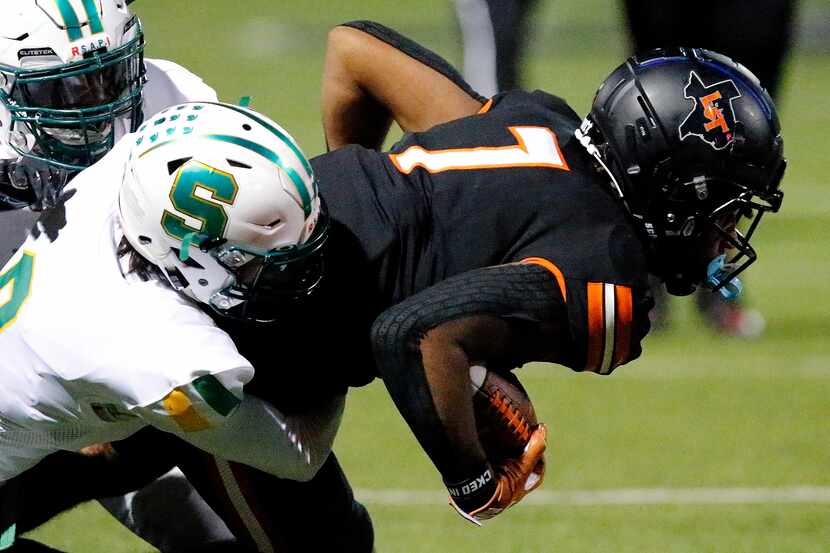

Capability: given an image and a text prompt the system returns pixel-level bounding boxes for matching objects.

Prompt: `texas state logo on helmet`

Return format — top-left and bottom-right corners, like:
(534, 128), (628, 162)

(0, 0), (145, 168)
(118, 102), (328, 323)
(679, 71), (742, 150)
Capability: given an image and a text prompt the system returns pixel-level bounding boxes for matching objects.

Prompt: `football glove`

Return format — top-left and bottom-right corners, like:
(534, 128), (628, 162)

(449, 423), (547, 525)
(0, 158), (72, 211)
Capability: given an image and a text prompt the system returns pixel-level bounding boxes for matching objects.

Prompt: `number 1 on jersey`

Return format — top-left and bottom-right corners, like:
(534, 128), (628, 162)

(389, 126), (570, 174)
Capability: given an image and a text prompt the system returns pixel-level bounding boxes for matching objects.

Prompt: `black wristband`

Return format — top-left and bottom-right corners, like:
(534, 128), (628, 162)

(445, 465), (497, 513)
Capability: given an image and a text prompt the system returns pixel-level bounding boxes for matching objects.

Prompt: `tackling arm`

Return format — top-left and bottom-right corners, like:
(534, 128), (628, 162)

(176, 394), (344, 482)
(371, 263), (568, 521)
(321, 20), (485, 151)
(137, 374), (344, 482)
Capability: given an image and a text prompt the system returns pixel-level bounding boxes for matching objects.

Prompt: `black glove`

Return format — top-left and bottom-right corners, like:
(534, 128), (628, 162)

(0, 158), (73, 212)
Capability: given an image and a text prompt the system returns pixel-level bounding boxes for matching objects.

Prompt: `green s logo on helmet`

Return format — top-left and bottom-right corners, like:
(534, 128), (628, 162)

(161, 161), (239, 244)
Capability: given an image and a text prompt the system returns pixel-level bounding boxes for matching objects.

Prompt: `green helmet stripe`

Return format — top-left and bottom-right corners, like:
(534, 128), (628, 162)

(139, 134), (313, 217)
(80, 0), (105, 34)
(54, 0), (83, 41)
(207, 134), (312, 217)
(213, 103), (315, 181)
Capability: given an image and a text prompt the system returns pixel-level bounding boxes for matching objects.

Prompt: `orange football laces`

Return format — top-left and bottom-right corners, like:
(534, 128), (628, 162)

(487, 388), (532, 443)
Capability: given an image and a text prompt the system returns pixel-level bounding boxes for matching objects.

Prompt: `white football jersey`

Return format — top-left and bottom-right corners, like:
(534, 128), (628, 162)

(111, 58), (220, 153)
(0, 139), (254, 482)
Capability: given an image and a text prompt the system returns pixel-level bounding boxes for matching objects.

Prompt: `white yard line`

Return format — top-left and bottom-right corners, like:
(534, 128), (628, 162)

(355, 486), (830, 506)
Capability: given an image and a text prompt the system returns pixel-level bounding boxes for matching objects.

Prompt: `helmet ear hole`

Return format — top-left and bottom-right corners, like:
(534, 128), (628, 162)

(227, 159), (251, 169)
(166, 157), (191, 174)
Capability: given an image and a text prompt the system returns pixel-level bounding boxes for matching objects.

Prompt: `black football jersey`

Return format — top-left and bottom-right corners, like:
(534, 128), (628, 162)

(312, 89), (652, 380)
(222, 90), (653, 407)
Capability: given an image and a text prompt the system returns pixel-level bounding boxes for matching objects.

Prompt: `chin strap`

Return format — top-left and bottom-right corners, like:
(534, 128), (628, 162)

(704, 254), (743, 301)
(179, 232), (199, 261)
(575, 119), (626, 200)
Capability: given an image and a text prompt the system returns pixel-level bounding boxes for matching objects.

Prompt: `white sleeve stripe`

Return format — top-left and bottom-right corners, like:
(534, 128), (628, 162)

(600, 283), (616, 375)
(214, 458), (275, 553)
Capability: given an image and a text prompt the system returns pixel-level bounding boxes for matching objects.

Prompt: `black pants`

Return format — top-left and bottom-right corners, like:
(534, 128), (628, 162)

(623, 0), (797, 98)
(3, 428), (373, 553)
(0, 479), (22, 551)
(121, 429), (374, 553)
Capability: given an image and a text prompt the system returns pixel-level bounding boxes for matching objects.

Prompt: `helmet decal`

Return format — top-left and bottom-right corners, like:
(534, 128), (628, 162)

(161, 160), (239, 244)
(17, 48), (59, 60)
(47, 0), (105, 39)
(679, 71), (742, 151)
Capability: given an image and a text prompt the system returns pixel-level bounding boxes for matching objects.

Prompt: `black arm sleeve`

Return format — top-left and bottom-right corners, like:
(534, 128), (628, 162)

(341, 20), (488, 103)
(370, 263), (567, 484)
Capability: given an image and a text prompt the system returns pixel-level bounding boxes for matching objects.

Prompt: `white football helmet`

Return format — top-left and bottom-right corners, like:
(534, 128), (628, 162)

(119, 101), (328, 323)
(0, 0), (145, 169)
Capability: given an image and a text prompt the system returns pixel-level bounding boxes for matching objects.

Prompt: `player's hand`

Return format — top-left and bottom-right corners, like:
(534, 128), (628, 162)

(79, 442), (118, 459)
(449, 423), (547, 525)
(0, 157), (72, 211)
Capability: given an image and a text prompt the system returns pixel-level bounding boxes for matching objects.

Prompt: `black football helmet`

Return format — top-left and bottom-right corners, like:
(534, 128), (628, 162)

(576, 48), (785, 296)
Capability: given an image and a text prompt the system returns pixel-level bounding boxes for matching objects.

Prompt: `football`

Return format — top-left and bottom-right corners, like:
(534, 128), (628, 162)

(469, 365), (538, 461)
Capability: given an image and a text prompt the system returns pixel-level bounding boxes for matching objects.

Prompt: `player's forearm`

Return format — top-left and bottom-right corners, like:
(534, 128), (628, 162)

(419, 326), (489, 467)
(371, 284), (506, 483)
(373, 316), (488, 482)
(175, 394), (344, 482)
(372, 264), (568, 479)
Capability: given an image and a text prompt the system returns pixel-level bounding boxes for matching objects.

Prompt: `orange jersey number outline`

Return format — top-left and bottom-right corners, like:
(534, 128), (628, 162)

(389, 126), (570, 175)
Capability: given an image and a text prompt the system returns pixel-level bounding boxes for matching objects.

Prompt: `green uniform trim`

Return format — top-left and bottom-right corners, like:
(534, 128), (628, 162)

(54, 0), (83, 41)
(0, 524), (16, 551)
(0, 252), (35, 332)
(193, 375), (241, 417)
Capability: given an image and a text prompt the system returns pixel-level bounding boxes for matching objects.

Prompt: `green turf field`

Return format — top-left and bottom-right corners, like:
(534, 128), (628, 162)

(27, 1), (829, 552)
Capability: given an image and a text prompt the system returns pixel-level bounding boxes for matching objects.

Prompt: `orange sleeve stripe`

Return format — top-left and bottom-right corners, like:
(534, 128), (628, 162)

(478, 98), (493, 114)
(613, 285), (633, 368)
(586, 282), (605, 372)
(519, 257), (567, 300)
